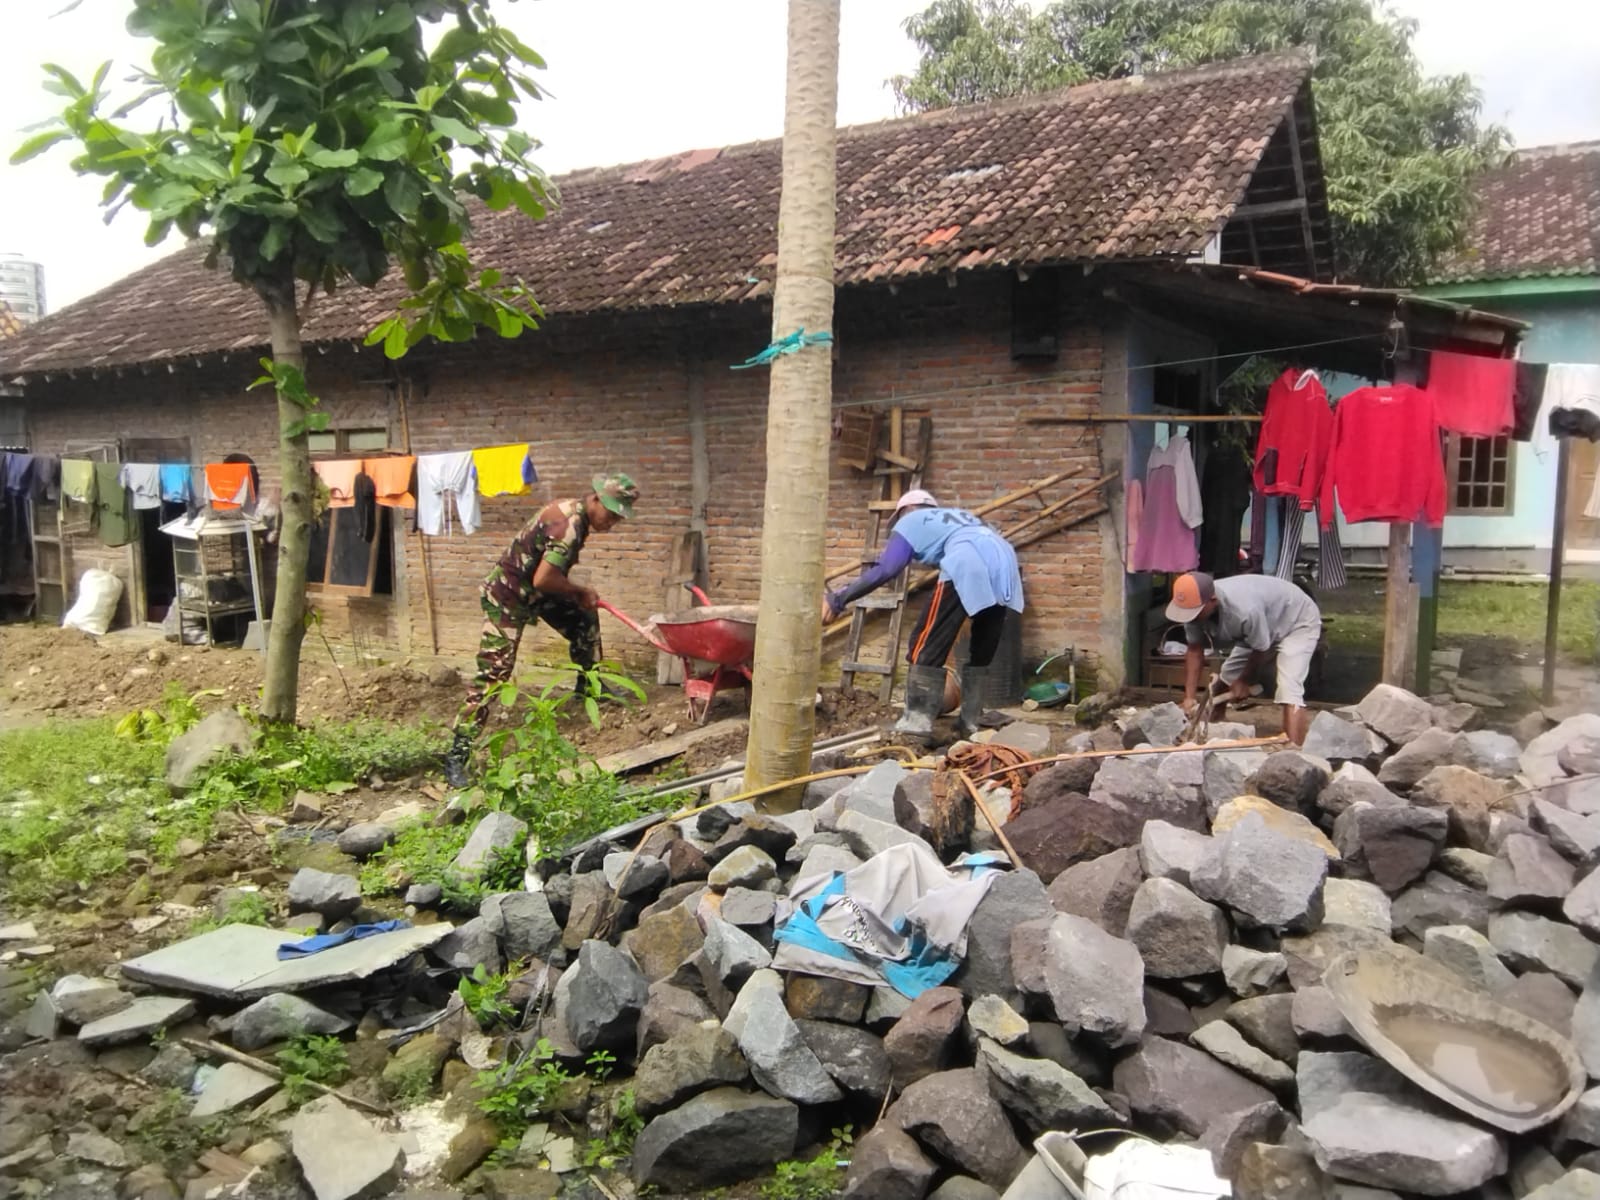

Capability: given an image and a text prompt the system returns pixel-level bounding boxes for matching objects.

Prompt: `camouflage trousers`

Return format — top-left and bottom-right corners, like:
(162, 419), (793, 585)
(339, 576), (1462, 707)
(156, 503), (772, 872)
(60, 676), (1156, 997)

(454, 586), (601, 738)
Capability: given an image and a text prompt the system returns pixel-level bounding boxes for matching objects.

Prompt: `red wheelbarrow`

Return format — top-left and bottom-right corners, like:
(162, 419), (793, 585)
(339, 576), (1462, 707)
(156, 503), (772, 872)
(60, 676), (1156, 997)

(598, 585), (756, 725)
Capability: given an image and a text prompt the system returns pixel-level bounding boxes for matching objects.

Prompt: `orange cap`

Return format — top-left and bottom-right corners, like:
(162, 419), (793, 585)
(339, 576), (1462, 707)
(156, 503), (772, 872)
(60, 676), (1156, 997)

(1166, 572), (1215, 623)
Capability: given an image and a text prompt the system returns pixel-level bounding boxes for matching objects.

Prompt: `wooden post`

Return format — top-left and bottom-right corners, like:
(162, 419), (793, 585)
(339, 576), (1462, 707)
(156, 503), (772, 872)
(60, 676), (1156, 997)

(1381, 523), (1417, 688)
(395, 381), (439, 655)
(1544, 438), (1572, 704)
(660, 358), (712, 684)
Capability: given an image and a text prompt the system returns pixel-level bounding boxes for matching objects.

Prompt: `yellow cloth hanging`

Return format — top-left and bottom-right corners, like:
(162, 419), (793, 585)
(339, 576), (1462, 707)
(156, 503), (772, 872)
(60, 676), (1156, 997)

(472, 443), (533, 497)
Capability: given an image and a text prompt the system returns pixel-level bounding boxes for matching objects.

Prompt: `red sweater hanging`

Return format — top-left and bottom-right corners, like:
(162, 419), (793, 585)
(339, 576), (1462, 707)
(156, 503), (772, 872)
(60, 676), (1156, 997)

(1425, 349), (1515, 437)
(1253, 368), (1333, 509)
(1319, 383), (1446, 529)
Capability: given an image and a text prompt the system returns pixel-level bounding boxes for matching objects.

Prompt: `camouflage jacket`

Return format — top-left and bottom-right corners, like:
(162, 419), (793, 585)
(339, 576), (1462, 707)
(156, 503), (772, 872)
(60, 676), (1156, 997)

(485, 498), (588, 608)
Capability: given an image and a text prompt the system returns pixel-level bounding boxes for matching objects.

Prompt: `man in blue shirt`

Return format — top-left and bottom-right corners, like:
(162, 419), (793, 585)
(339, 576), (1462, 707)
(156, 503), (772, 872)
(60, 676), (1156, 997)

(824, 490), (1023, 741)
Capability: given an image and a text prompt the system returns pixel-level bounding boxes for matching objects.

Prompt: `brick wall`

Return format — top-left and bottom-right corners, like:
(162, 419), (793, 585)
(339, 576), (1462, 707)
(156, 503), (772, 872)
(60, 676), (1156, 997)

(19, 271), (1118, 674)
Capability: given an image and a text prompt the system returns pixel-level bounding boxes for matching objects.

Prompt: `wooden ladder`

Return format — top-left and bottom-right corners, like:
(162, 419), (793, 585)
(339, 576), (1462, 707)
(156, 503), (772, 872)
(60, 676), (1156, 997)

(841, 409), (931, 702)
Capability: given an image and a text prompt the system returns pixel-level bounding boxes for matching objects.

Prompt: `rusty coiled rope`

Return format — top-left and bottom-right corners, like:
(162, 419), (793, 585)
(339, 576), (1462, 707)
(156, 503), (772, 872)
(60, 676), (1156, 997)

(944, 741), (1039, 818)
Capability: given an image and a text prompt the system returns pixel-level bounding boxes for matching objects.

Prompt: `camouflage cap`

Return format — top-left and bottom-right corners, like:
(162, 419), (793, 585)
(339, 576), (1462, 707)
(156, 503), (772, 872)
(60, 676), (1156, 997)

(592, 472), (639, 519)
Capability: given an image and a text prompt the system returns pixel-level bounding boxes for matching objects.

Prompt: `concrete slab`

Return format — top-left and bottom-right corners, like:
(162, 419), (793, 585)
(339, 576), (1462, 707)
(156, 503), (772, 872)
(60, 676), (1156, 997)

(0, 923), (39, 941)
(78, 995), (196, 1046)
(119, 922), (454, 1000)
(192, 1062), (279, 1118)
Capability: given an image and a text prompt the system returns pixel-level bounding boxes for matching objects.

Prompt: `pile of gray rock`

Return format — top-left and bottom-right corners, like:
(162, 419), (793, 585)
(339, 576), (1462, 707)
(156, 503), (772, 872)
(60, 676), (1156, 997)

(12, 685), (1600, 1200)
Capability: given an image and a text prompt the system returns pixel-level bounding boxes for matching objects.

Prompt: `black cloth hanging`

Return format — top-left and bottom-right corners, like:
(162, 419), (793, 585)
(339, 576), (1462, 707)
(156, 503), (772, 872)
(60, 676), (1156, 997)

(1198, 440), (1252, 577)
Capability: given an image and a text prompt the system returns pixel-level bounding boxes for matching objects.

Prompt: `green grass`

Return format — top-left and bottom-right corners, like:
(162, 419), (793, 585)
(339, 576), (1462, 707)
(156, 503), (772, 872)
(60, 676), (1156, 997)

(1321, 578), (1599, 662)
(0, 710), (446, 909)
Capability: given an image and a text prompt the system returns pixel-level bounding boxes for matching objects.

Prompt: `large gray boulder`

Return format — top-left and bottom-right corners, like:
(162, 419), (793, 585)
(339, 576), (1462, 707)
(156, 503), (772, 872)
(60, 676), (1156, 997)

(227, 993), (352, 1052)
(1304, 1091), (1506, 1196)
(1302, 712), (1385, 766)
(975, 1037), (1120, 1134)
(1201, 748), (1269, 818)
(1245, 751), (1330, 813)
(1454, 729), (1523, 779)
(452, 812), (528, 880)
(1192, 1020), (1294, 1088)
(1334, 803), (1448, 894)
(287, 868), (361, 918)
(1112, 1037), (1276, 1137)
(1047, 847), (1143, 937)
(1524, 714), (1600, 787)
(1491, 834), (1577, 904)
(1533, 800), (1600, 867)
(623, 901), (705, 984)
(1294, 1050), (1411, 1122)
(632, 1023), (749, 1117)
(480, 891), (562, 961)
(1378, 729), (1459, 789)
(796, 1019), (893, 1101)
(954, 869), (1054, 1000)
(701, 917), (771, 989)
(1356, 683), (1436, 746)
(1423, 924), (1517, 992)
(636, 981), (714, 1059)
(1225, 993), (1300, 1063)
(1191, 813), (1327, 930)
(1125, 878), (1228, 979)
(1138, 821), (1214, 888)
(840, 1124), (937, 1200)
(723, 970), (840, 1104)
(1564, 867), (1600, 938)
(289, 1096), (405, 1200)
(1392, 871), (1501, 940)
(1089, 756), (1208, 832)
(883, 986), (965, 1086)
(1317, 761), (1403, 818)
(631, 1087), (798, 1191)
(564, 939), (648, 1052)
(1032, 914), (1146, 1047)
(433, 916), (502, 974)
(816, 759), (905, 829)
(889, 1068), (1028, 1189)
(165, 709), (253, 793)
(1490, 911), (1600, 989)
(1411, 765), (1508, 851)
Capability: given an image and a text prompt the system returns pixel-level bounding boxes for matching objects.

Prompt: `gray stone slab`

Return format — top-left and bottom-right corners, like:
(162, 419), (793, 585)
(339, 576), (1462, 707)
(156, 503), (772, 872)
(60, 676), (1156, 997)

(192, 1061), (279, 1117)
(77, 995), (195, 1046)
(119, 921), (454, 1000)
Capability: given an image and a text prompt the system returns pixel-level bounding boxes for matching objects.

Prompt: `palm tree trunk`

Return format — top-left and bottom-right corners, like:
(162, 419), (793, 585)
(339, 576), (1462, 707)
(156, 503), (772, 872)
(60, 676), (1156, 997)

(259, 282), (312, 723)
(744, 0), (840, 809)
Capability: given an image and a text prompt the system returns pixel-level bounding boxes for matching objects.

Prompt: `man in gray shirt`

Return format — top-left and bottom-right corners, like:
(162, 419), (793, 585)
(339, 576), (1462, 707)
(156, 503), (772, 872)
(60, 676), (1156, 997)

(1168, 571), (1323, 745)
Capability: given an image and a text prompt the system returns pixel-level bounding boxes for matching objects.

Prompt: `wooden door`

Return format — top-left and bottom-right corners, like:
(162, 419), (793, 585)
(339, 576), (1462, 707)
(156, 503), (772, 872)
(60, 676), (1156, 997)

(1566, 439), (1600, 554)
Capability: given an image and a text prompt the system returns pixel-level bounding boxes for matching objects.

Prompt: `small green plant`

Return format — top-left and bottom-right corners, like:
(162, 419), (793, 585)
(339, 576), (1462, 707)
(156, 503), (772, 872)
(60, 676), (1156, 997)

(760, 1126), (854, 1200)
(476, 670), (652, 858)
(277, 1034), (349, 1105)
(584, 1048), (617, 1082)
(114, 684), (222, 743)
(130, 1089), (229, 1167)
(459, 963), (517, 1028)
(189, 889), (271, 934)
(476, 1037), (574, 1133)
(583, 1086), (644, 1169)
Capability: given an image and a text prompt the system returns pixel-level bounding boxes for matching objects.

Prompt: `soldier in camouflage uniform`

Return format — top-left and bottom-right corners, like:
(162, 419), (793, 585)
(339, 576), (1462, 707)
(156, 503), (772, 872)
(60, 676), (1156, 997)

(444, 473), (639, 786)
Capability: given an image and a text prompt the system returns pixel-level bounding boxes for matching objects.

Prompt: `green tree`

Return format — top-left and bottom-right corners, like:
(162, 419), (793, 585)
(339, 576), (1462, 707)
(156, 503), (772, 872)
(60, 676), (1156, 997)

(891, 0), (1509, 285)
(14, 0), (550, 722)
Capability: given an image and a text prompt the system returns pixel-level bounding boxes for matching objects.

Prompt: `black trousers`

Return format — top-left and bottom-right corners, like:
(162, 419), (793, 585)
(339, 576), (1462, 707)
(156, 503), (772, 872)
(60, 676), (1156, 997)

(905, 579), (1007, 668)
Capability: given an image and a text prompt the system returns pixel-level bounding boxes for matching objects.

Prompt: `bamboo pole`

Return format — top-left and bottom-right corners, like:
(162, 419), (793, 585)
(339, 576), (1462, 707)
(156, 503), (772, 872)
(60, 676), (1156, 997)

(967, 734), (1289, 784)
(957, 769), (1022, 869)
(395, 382), (440, 655)
(181, 1038), (389, 1116)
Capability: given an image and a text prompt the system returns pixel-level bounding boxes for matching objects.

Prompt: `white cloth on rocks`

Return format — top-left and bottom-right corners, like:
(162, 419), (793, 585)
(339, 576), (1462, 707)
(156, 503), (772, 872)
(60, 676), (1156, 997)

(772, 839), (1005, 996)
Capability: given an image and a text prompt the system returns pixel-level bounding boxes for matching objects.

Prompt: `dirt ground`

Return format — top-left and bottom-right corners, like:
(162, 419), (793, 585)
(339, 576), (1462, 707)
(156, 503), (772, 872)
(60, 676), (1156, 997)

(0, 623), (894, 775)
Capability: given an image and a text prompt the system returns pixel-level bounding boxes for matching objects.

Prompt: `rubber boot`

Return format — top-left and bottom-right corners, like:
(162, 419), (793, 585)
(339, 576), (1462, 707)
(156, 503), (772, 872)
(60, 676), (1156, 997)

(956, 664), (990, 740)
(443, 729), (473, 790)
(892, 664), (947, 743)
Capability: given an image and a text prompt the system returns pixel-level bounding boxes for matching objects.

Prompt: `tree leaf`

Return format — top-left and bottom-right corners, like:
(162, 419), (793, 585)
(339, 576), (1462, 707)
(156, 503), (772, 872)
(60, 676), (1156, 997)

(309, 147), (359, 168)
(9, 128), (71, 165)
(339, 47), (390, 77)
(260, 221), (288, 262)
(383, 170), (423, 217)
(263, 39), (308, 64)
(382, 319), (408, 359)
(264, 161), (310, 189)
(344, 166), (384, 196)
(360, 121), (410, 161)
(233, 0), (263, 31)
(506, 178), (546, 220)
(429, 115), (483, 146)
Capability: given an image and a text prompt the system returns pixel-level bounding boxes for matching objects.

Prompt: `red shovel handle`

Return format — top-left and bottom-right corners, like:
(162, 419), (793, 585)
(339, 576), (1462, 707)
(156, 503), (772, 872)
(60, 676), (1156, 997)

(596, 598), (673, 655)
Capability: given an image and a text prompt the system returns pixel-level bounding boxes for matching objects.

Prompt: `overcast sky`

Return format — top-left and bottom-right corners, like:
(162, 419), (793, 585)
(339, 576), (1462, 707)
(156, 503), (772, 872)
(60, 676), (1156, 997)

(4, 0), (1596, 313)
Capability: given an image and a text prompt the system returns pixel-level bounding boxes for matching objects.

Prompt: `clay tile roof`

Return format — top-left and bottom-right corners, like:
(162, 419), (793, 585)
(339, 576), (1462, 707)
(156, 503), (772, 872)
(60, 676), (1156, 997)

(1436, 142), (1600, 283)
(2, 52), (1311, 376)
